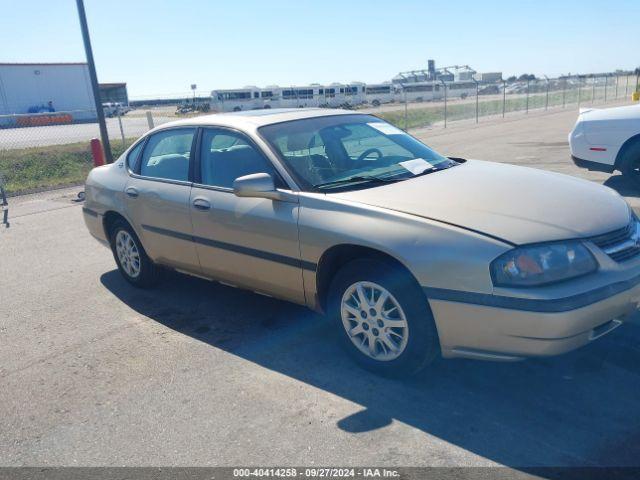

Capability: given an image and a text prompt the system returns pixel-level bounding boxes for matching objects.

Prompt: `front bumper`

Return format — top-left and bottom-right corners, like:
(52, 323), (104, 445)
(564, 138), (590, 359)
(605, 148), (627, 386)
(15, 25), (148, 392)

(571, 155), (615, 173)
(427, 280), (640, 360)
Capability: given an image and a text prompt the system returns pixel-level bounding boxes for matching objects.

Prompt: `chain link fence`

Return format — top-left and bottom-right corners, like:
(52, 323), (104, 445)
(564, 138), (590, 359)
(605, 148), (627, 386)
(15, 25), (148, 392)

(366, 73), (639, 130)
(0, 107), (176, 195)
(0, 72), (638, 195)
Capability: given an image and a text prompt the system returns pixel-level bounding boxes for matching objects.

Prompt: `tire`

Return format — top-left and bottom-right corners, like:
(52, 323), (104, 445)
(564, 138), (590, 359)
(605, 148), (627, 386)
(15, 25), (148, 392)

(109, 219), (161, 288)
(619, 139), (640, 188)
(328, 258), (440, 377)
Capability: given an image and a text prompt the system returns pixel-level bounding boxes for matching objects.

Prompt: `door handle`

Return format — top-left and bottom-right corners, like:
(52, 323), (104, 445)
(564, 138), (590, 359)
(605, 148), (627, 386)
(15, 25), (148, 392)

(192, 198), (211, 211)
(125, 187), (139, 198)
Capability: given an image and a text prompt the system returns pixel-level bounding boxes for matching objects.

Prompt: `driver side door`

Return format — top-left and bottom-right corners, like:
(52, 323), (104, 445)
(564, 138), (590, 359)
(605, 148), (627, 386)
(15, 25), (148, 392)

(189, 127), (306, 304)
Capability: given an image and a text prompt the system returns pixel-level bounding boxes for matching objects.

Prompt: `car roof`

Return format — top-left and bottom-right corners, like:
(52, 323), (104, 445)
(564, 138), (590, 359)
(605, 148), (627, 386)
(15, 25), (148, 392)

(153, 108), (362, 131)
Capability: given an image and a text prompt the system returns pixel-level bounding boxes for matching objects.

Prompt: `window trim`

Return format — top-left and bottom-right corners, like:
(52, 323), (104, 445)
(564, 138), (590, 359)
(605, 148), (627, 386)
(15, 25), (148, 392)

(193, 125), (290, 193)
(129, 126), (198, 185)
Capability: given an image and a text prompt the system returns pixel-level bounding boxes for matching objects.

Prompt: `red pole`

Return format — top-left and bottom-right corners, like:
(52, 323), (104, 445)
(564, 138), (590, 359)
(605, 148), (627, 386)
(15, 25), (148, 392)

(90, 138), (105, 167)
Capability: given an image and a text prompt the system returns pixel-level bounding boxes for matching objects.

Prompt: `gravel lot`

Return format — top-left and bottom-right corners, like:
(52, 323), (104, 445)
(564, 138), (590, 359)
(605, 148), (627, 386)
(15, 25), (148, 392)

(1, 106), (640, 470)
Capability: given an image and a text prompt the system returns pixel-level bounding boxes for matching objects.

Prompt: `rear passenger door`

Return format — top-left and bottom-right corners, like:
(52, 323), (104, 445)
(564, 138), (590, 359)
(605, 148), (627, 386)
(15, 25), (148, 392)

(124, 127), (200, 273)
(189, 127), (305, 303)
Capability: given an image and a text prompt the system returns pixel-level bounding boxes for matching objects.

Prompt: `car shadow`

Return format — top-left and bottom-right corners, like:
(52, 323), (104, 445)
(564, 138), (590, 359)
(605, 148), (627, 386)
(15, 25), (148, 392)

(604, 175), (640, 198)
(100, 270), (640, 473)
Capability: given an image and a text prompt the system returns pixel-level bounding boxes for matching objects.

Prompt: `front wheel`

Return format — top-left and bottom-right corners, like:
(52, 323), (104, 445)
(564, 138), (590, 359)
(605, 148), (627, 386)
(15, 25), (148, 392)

(328, 259), (440, 377)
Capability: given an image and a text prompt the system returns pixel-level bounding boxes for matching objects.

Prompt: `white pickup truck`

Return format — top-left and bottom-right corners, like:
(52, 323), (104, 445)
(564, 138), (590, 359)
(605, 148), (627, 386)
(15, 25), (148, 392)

(569, 103), (640, 184)
(102, 102), (131, 118)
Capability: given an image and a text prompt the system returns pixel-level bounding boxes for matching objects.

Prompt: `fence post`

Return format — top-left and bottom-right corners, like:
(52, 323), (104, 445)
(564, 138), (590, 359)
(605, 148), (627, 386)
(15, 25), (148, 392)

(475, 81), (479, 123)
(442, 81), (447, 128)
(592, 77), (596, 104)
(615, 74), (619, 99)
(502, 80), (506, 118)
(403, 87), (408, 131)
(545, 77), (549, 110)
(525, 79), (530, 114)
(562, 78), (567, 108)
(604, 75), (608, 103)
(626, 75), (630, 97)
(146, 111), (154, 130)
(117, 109), (126, 146)
(577, 78), (582, 109)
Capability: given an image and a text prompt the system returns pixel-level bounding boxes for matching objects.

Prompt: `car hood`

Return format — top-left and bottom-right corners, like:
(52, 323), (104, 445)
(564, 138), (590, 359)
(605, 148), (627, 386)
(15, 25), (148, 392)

(330, 160), (630, 245)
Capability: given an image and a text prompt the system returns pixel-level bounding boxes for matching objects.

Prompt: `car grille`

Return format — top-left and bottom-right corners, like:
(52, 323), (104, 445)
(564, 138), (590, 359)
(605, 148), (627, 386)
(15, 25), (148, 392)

(590, 221), (640, 262)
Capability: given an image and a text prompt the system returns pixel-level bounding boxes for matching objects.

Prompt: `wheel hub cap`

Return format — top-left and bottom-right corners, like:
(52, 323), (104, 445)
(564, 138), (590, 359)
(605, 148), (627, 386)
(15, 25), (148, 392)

(115, 230), (141, 278)
(340, 281), (409, 361)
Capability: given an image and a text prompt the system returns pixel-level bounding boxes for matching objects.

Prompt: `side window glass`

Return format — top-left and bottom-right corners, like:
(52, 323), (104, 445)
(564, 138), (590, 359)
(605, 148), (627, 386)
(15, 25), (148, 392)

(126, 141), (144, 172)
(200, 129), (283, 189)
(140, 129), (195, 181)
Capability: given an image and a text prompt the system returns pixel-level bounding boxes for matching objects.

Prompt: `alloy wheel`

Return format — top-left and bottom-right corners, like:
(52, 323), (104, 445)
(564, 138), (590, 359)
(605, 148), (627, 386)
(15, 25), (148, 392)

(115, 230), (141, 278)
(340, 281), (409, 361)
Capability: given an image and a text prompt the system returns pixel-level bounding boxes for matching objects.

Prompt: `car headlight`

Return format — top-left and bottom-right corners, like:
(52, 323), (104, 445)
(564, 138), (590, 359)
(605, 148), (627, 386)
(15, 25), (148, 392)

(491, 241), (598, 287)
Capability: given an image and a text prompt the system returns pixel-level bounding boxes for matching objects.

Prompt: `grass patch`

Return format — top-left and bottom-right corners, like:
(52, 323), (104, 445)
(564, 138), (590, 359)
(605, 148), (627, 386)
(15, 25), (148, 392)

(0, 140), (134, 194)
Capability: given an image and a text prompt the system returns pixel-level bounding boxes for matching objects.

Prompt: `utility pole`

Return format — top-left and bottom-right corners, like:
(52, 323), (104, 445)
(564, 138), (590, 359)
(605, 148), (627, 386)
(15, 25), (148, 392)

(76, 0), (112, 163)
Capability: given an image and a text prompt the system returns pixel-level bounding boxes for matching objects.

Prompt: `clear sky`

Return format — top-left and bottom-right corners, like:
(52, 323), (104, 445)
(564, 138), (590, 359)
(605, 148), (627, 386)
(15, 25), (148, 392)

(1, 0), (638, 98)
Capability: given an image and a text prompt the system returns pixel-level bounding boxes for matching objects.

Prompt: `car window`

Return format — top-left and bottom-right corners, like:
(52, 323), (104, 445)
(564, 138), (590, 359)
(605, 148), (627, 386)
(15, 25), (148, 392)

(126, 140), (145, 172)
(259, 114), (451, 190)
(199, 128), (282, 189)
(139, 128), (195, 181)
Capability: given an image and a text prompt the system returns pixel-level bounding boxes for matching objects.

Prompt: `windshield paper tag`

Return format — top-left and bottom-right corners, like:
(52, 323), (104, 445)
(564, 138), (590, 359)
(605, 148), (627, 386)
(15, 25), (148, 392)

(367, 122), (405, 136)
(399, 158), (432, 175)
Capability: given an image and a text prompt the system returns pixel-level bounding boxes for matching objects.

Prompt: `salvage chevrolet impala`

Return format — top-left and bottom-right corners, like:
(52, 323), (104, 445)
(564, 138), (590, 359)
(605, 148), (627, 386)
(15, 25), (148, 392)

(83, 108), (639, 376)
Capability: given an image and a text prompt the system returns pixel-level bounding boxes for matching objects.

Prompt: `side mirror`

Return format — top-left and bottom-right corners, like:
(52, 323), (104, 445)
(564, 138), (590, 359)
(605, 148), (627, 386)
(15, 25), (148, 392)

(233, 173), (296, 202)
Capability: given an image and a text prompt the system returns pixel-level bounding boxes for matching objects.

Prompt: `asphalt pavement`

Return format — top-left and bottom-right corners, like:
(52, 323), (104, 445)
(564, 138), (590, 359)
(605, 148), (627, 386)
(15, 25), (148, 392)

(1, 105), (640, 470)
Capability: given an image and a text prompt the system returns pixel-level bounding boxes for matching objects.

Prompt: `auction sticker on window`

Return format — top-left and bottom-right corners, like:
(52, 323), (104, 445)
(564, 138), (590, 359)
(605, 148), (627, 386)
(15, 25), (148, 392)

(367, 122), (405, 136)
(399, 158), (433, 175)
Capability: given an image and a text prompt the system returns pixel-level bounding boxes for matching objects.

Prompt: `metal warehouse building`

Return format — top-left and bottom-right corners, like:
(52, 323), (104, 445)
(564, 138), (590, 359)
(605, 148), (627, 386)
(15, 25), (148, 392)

(0, 62), (129, 126)
(0, 63), (96, 120)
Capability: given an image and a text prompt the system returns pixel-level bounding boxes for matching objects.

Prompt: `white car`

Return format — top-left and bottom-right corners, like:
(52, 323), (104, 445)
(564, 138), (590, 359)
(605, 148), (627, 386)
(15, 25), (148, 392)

(569, 104), (640, 183)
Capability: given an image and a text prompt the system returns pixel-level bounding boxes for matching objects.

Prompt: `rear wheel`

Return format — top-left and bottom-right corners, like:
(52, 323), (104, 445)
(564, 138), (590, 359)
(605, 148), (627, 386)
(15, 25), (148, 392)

(328, 258), (440, 377)
(619, 139), (640, 187)
(109, 219), (161, 288)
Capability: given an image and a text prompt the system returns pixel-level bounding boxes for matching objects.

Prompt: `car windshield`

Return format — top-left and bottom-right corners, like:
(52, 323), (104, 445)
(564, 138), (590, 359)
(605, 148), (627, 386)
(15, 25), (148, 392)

(258, 114), (456, 191)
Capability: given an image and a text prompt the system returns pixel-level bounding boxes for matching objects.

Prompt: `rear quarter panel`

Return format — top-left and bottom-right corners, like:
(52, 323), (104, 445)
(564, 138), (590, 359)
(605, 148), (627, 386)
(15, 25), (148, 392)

(83, 158), (131, 242)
